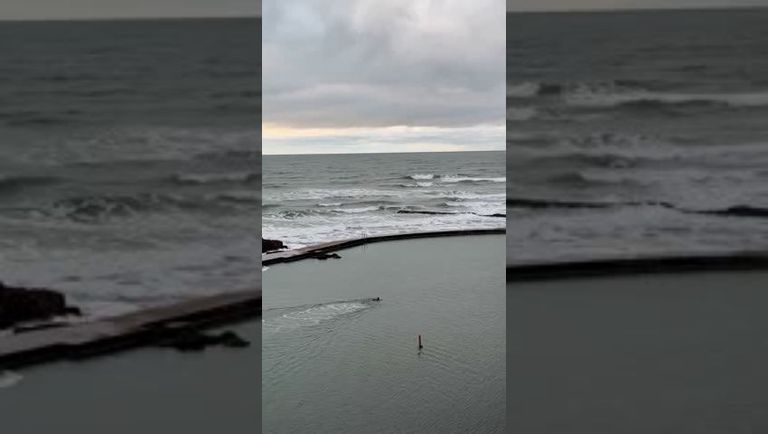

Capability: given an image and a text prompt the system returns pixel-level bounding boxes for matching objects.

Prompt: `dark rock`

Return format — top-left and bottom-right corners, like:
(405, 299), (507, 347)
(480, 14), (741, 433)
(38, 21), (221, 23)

(218, 331), (250, 348)
(506, 198), (678, 211)
(397, 209), (506, 218)
(0, 282), (79, 329)
(64, 306), (83, 316)
(160, 329), (251, 352)
(263, 238), (287, 253)
(704, 205), (768, 218)
(315, 253), (341, 260)
(397, 210), (455, 216)
(507, 198), (610, 209)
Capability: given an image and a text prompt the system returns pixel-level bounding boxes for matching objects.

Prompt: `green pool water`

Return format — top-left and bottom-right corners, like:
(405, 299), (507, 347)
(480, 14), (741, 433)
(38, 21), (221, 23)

(263, 235), (506, 434)
(509, 271), (768, 433)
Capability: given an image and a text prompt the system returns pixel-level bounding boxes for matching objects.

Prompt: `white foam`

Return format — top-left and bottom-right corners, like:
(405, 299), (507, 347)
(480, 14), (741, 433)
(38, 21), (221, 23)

(445, 200), (506, 216)
(508, 82), (540, 98)
(506, 204), (768, 265)
(508, 107), (538, 122)
(264, 302), (371, 332)
(440, 175), (506, 184)
(409, 173), (435, 180)
(265, 188), (400, 202)
(565, 88), (768, 108)
(400, 182), (434, 188)
(333, 206), (380, 214)
(173, 171), (256, 184)
(0, 371), (23, 389)
(263, 210), (506, 249)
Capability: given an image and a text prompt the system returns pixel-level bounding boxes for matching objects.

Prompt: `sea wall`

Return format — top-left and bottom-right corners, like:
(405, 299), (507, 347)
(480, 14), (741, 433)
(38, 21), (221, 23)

(0, 290), (261, 370)
(507, 253), (768, 281)
(263, 228), (506, 266)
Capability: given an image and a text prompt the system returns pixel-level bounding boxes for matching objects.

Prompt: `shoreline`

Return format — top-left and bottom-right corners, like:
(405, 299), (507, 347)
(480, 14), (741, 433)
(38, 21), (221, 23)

(1, 230), (505, 371)
(263, 228), (506, 266)
(507, 252), (768, 281)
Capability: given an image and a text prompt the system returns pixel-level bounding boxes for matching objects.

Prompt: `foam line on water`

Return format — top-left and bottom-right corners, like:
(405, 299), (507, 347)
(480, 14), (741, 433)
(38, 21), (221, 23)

(0, 371), (23, 389)
(263, 298), (380, 333)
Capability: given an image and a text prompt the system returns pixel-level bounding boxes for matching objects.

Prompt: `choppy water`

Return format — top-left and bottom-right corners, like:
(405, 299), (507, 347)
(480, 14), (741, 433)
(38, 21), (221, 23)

(263, 236), (506, 433)
(0, 19), (260, 316)
(508, 9), (768, 264)
(263, 152), (505, 248)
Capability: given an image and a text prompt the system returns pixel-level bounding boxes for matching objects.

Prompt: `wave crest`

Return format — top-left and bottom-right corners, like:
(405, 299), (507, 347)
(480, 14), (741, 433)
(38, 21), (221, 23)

(171, 171), (259, 185)
(441, 175), (506, 184)
(408, 173), (435, 180)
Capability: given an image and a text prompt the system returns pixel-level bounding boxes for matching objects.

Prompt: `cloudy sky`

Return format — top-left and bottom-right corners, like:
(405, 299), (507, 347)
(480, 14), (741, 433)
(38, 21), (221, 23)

(0, 0), (260, 20)
(263, 0), (505, 155)
(508, 0), (768, 12)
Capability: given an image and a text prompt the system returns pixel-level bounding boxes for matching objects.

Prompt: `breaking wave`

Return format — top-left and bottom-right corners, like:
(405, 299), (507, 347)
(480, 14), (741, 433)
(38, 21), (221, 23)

(332, 206), (380, 214)
(408, 173), (435, 180)
(50, 190), (259, 222)
(509, 80), (768, 109)
(170, 171), (260, 185)
(508, 107), (539, 121)
(441, 175), (506, 184)
(404, 174), (505, 184)
(507, 196), (768, 219)
(564, 91), (768, 109)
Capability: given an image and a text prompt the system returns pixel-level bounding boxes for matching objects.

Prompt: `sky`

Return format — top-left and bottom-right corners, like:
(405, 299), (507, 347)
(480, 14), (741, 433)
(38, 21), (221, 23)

(508, 0), (768, 12)
(0, 0), (260, 20)
(263, 0), (506, 155)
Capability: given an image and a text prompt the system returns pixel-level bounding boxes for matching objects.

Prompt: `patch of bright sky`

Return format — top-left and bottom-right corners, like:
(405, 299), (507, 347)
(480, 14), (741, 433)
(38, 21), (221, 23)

(263, 123), (505, 155)
(263, 0), (505, 155)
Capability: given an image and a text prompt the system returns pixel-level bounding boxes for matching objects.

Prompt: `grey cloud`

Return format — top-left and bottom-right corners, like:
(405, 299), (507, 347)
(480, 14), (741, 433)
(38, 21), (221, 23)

(263, 0), (505, 129)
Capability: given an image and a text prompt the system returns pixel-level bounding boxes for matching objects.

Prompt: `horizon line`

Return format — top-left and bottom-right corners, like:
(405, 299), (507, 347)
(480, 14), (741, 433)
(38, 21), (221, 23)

(263, 149), (505, 157)
(507, 5), (768, 14)
(0, 15), (260, 23)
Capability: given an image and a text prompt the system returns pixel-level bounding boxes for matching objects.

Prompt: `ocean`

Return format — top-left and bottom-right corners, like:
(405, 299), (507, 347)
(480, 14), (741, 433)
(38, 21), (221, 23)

(507, 9), (768, 264)
(263, 151), (505, 248)
(0, 19), (261, 316)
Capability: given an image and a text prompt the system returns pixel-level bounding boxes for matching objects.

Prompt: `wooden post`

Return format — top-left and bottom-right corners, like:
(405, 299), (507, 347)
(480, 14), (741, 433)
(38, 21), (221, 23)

(418, 334), (423, 349)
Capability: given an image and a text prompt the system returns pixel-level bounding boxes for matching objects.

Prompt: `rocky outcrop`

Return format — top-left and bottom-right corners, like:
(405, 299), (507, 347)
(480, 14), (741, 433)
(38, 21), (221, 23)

(314, 253), (341, 260)
(396, 209), (506, 218)
(159, 330), (250, 352)
(397, 209), (507, 218)
(263, 239), (287, 253)
(0, 282), (81, 329)
(397, 210), (454, 216)
(701, 205), (768, 218)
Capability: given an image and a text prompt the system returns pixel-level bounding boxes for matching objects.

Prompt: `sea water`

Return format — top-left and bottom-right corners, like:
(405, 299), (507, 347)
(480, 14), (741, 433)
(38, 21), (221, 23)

(508, 9), (768, 264)
(0, 19), (261, 316)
